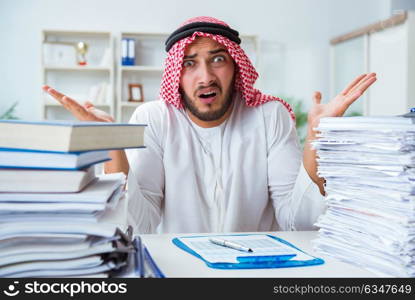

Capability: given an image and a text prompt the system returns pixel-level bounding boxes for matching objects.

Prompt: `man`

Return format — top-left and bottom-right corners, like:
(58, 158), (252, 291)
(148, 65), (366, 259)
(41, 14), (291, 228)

(43, 16), (376, 234)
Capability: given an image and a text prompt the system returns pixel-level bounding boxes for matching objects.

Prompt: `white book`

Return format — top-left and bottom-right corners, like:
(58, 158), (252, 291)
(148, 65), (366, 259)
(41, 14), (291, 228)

(0, 166), (95, 193)
(0, 185), (124, 214)
(0, 236), (88, 251)
(0, 256), (107, 277)
(0, 173), (125, 203)
(0, 202), (106, 213)
(0, 242), (117, 267)
(0, 222), (118, 241)
(9, 262), (116, 278)
(0, 193), (126, 226)
(0, 212), (102, 224)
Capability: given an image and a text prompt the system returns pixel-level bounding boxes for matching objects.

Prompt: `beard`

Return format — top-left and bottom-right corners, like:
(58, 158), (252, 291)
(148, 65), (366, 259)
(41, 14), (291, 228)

(182, 85), (234, 122)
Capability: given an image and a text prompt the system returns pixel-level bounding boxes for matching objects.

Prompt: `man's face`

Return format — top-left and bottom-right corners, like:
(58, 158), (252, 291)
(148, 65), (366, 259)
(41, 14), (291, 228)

(180, 37), (235, 125)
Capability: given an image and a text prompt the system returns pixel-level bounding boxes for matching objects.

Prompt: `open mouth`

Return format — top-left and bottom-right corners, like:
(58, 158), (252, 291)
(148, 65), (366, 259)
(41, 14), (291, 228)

(199, 92), (217, 99)
(198, 91), (218, 104)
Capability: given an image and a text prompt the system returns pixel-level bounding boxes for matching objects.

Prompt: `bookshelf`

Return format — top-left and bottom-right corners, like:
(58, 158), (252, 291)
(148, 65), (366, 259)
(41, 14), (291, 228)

(116, 32), (260, 122)
(41, 30), (114, 120)
(116, 32), (168, 122)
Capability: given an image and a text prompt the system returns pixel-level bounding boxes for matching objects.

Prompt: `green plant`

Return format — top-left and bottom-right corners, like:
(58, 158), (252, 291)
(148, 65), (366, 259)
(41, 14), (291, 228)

(0, 102), (19, 120)
(345, 111), (363, 117)
(282, 97), (363, 147)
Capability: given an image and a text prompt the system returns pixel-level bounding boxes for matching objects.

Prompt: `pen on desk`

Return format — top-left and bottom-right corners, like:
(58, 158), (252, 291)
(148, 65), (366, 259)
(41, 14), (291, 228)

(209, 237), (253, 253)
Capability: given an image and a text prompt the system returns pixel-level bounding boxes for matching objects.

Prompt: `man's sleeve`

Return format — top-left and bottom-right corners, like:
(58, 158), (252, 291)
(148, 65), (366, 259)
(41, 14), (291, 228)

(267, 103), (325, 231)
(125, 104), (165, 234)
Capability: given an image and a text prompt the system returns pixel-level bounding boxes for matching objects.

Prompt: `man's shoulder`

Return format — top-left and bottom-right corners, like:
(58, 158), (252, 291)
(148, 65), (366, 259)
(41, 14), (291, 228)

(261, 98), (291, 111)
(249, 98), (296, 130)
(130, 100), (170, 122)
(129, 100), (186, 133)
(248, 98), (294, 120)
(135, 100), (168, 114)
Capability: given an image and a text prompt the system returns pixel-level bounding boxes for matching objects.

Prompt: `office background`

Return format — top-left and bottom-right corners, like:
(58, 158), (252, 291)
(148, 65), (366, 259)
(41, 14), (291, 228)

(0, 0), (412, 121)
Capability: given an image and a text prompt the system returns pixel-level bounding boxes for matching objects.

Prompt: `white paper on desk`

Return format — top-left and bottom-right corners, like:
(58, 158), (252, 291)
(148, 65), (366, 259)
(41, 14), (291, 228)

(0, 212), (101, 224)
(0, 222), (118, 241)
(313, 141), (411, 153)
(0, 255), (116, 278)
(318, 163), (415, 178)
(12, 262), (116, 278)
(313, 235), (411, 277)
(0, 242), (117, 267)
(325, 182), (414, 200)
(314, 224), (415, 277)
(317, 207), (412, 240)
(323, 177), (414, 193)
(0, 202), (106, 213)
(312, 116), (415, 278)
(324, 195), (415, 220)
(178, 235), (314, 264)
(0, 185), (124, 214)
(0, 191), (126, 225)
(0, 235), (87, 251)
(316, 116), (415, 130)
(319, 167), (404, 179)
(317, 150), (415, 165)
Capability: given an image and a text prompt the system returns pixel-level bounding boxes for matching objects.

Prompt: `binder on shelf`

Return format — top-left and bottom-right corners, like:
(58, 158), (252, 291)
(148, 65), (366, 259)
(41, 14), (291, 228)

(121, 38), (128, 66)
(172, 234), (324, 269)
(127, 39), (135, 66)
(121, 38), (135, 66)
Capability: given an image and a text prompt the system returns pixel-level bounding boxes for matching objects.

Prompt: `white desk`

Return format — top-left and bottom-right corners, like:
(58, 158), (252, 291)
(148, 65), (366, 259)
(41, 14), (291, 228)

(140, 231), (376, 278)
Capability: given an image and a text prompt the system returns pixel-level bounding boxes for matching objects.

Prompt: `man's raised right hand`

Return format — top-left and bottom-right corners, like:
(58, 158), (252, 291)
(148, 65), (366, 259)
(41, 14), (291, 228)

(42, 85), (130, 175)
(42, 85), (115, 122)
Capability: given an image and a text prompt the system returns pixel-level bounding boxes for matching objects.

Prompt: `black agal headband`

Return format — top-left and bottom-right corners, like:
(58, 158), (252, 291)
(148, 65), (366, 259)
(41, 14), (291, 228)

(165, 22), (241, 52)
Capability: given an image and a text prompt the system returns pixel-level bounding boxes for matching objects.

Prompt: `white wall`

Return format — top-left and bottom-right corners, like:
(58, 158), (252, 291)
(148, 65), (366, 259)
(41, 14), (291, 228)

(0, 0), (390, 119)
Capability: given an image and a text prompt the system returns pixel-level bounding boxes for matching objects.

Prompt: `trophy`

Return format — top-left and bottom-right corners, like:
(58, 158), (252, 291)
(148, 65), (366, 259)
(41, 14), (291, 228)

(75, 42), (88, 66)
(44, 40), (89, 66)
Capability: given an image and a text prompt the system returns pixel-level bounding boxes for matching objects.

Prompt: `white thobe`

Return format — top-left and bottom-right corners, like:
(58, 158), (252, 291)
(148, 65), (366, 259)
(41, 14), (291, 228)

(125, 95), (325, 234)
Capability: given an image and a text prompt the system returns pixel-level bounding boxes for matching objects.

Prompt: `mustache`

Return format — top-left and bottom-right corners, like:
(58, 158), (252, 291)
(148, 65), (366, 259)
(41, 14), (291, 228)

(195, 82), (222, 93)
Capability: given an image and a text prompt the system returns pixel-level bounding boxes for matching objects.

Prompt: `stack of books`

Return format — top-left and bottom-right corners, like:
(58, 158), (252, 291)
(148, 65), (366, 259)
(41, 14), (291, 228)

(0, 120), (146, 277)
(311, 116), (415, 277)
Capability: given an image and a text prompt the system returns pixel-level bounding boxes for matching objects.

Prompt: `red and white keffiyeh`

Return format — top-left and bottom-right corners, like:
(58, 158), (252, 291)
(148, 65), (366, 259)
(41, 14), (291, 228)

(160, 16), (295, 121)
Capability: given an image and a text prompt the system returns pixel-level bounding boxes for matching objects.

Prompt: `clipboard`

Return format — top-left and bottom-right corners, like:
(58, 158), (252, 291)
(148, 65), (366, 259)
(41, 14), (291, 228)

(172, 234), (324, 269)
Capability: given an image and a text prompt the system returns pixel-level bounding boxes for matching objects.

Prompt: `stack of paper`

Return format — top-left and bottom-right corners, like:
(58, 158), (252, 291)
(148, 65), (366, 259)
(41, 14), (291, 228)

(0, 120), (146, 277)
(311, 116), (415, 277)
